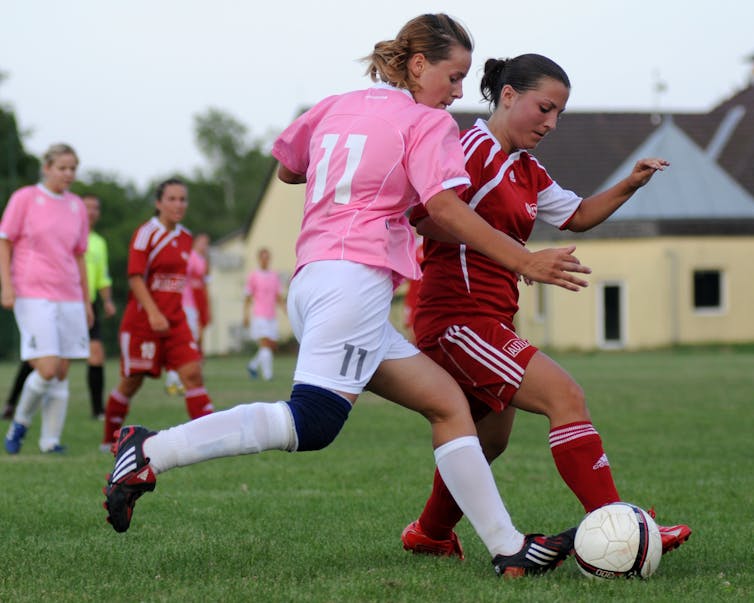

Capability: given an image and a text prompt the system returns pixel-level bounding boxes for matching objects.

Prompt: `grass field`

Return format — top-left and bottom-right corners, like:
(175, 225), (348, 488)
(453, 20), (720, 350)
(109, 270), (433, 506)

(0, 348), (752, 602)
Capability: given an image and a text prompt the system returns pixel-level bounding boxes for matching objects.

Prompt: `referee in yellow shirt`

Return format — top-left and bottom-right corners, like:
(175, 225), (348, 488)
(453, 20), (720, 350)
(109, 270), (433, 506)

(82, 194), (116, 419)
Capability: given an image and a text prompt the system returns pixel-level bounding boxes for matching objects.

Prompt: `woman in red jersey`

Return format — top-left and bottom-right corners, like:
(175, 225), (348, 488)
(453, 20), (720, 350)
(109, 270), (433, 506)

(402, 53), (690, 558)
(101, 178), (214, 449)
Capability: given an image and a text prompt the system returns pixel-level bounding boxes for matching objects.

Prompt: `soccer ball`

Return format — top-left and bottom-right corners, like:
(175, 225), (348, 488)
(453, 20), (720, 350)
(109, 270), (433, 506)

(574, 502), (662, 579)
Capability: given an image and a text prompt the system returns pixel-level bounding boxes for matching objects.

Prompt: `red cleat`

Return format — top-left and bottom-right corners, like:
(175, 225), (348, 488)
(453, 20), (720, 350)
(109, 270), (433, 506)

(648, 507), (692, 554)
(401, 520), (465, 560)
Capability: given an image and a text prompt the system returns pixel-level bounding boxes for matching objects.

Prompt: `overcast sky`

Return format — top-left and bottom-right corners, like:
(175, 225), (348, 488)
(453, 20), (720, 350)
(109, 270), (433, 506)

(1, 0), (752, 188)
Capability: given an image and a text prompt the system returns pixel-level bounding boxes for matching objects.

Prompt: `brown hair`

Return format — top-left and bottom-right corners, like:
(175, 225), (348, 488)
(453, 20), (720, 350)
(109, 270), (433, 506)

(480, 54), (570, 110)
(362, 14), (473, 93)
(42, 143), (78, 167)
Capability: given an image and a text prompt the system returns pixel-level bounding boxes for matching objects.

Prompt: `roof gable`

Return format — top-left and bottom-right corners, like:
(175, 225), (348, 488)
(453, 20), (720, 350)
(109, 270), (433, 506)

(602, 117), (754, 220)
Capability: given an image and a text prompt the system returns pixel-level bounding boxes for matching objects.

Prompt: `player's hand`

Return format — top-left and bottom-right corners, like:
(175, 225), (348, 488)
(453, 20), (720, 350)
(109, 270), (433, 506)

(627, 157), (669, 190)
(148, 311), (170, 333)
(520, 245), (591, 292)
(103, 299), (117, 318)
(85, 302), (95, 328)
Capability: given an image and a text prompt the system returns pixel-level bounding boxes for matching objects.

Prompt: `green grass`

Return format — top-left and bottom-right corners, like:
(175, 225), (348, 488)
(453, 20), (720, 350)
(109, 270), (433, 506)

(0, 349), (752, 602)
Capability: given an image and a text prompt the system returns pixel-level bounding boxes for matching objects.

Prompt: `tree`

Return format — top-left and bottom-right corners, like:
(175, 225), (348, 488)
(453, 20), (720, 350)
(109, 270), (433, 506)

(0, 77), (41, 358)
(194, 108), (248, 210)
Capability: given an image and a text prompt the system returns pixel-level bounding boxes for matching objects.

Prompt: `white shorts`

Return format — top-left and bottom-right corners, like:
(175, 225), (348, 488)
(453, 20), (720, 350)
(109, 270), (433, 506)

(250, 316), (279, 342)
(287, 260), (418, 395)
(14, 297), (89, 361)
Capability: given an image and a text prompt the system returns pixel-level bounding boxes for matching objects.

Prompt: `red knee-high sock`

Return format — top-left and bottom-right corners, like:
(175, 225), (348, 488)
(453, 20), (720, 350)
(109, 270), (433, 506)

(184, 386), (214, 419)
(549, 421), (620, 512)
(103, 390), (130, 444)
(417, 468), (465, 541)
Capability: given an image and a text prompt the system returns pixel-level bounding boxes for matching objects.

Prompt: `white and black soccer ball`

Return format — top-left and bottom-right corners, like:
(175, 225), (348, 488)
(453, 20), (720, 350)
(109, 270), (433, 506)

(574, 502), (662, 579)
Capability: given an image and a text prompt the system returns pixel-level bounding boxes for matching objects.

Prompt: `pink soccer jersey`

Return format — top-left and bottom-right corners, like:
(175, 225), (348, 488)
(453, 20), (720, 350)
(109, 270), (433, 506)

(0, 184), (88, 301)
(245, 269), (280, 320)
(272, 83), (471, 282)
(182, 250), (208, 309)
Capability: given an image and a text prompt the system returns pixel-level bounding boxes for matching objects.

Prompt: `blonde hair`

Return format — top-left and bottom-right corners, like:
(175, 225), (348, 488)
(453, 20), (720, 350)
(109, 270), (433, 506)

(362, 14), (473, 93)
(42, 143), (78, 167)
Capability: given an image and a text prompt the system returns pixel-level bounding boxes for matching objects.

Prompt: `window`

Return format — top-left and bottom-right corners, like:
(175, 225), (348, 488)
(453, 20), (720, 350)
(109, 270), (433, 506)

(597, 281), (626, 349)
(693, 269), (723, 311)
(602, 285), (622, 343)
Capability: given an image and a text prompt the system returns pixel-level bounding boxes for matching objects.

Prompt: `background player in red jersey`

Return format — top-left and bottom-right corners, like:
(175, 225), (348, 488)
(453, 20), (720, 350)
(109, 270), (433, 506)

(402, 53), (690, 558)
(101, 178), (214, 449)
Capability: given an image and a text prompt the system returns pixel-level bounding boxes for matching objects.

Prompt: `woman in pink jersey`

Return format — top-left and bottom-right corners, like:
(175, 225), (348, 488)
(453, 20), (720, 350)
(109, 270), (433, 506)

(101, 178), (214, 450)
(102, 15), (592, 577)
(0, 143), (93, 454)
(243, 247), (284, 381)
(402, 53), (690, 559)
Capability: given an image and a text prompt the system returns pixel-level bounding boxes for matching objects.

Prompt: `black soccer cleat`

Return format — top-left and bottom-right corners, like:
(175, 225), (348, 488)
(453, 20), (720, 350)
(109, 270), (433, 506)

(102, 426), (157, 533)
(492, 527), (576, 578)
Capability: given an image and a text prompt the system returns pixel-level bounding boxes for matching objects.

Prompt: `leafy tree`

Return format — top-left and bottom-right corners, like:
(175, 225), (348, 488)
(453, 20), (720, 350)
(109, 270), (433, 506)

(194, 108), (248, 210)
(190, 107), (275, 239)
(0, 81), (40, 358)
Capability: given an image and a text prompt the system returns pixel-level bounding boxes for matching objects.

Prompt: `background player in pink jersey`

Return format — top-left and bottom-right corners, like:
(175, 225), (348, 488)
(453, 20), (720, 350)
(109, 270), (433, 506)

(103, 15), (592, 577)
(243, 247), (284, 381)
(101, 178), (214, 450)
(403, 53), (691, 559)
(165, 232), (212, 395)
(1, 193), (117, 422)
(1, 143), (93, 454)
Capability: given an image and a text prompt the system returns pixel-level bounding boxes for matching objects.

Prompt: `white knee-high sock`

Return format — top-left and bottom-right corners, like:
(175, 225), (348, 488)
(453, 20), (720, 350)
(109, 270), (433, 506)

(39, 378), (69, 451)
(144, 402), (296, 474)
(259, 347), (273, 380)
(13, 370), (53, 426)
(434, 435), (524, 557)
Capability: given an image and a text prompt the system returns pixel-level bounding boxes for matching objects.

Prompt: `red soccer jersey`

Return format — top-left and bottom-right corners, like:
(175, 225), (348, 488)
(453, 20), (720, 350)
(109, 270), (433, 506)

(121, 217), (193, 336)
(412, 119), (582, 345)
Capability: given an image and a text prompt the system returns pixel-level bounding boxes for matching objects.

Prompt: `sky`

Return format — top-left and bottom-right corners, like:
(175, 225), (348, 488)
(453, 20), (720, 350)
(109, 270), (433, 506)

(1, 0), (752, 189)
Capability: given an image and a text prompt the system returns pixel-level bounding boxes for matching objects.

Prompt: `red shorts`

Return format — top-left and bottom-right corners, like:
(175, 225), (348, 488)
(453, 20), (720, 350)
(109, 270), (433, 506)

(419, 317), (538, 417)
(119, 322), (201, 378)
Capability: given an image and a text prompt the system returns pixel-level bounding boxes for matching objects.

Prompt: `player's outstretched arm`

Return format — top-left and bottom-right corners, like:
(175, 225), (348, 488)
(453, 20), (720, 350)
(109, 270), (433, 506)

(567, 157), (669, 232)
(425, 190), (591, 292)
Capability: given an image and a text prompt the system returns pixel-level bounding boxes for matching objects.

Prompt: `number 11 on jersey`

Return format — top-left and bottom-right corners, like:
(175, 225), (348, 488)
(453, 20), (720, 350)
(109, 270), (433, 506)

(311, 133), (367, 206)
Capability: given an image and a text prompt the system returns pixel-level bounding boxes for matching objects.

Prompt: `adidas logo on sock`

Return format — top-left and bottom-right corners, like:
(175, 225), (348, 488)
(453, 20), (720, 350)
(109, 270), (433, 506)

(592, 453), (610, 470)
